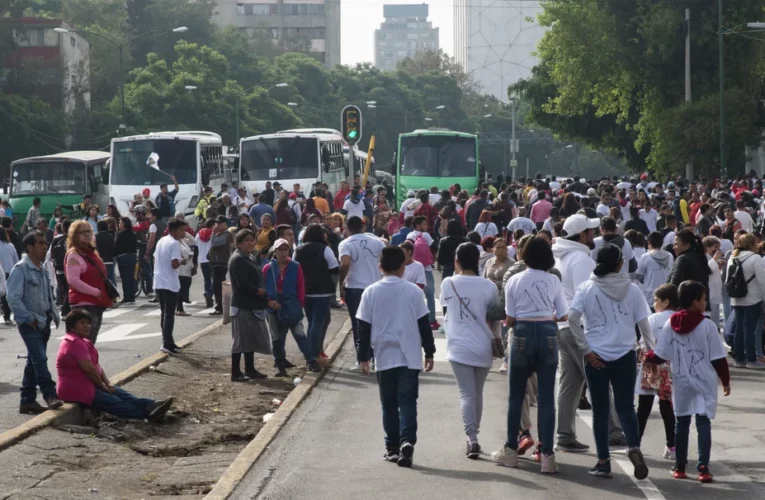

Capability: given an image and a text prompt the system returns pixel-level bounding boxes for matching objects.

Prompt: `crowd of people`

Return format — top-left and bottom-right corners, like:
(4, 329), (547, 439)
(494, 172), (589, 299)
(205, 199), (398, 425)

(8, 170), (765, 484)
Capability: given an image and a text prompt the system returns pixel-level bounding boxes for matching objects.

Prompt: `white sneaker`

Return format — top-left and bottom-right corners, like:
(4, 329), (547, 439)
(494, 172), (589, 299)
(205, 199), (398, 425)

(747, 361), (765, 370)
(491, 445), (518, 468)
(540, 453), (559, 474)
(722, 341), (732, 351)
(499, 362), (508, 373)
(662, 447), (676, 461)
(348, 362), (362, 372)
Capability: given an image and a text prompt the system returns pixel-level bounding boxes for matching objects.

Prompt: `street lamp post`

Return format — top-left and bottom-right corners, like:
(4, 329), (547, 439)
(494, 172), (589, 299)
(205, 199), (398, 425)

(54, 26), (188, 133)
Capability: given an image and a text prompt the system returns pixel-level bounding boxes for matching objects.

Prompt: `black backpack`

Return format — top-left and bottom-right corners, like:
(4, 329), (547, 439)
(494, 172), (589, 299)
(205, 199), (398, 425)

(726, 254), (755, 299)
(51, 235), (67, 273)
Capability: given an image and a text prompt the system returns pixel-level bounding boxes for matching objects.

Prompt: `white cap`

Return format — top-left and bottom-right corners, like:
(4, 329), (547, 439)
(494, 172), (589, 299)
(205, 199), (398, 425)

(562, 214), (600, 237)
(407, 190), (416, 197)
(587, 188), (596, 196)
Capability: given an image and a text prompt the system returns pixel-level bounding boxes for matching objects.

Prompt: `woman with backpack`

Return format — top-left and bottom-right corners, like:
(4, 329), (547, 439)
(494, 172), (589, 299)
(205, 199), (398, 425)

(726, 233), (765, 369)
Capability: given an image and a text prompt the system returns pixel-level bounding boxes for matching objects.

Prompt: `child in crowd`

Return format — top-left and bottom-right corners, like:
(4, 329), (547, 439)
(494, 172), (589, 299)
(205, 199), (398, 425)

(646, 280), (730, 483)
(634, 232), (674, 307)
(636, 284), (677, 461)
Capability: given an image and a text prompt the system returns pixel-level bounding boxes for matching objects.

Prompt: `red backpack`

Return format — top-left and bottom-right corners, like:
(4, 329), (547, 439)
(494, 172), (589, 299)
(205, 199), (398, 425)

(413, 233), (434, 267)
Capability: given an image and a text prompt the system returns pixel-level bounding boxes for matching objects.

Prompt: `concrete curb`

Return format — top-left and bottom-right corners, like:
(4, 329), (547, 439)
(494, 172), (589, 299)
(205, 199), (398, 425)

(0, 320), (224, 452)
(204, 318), (352, 500)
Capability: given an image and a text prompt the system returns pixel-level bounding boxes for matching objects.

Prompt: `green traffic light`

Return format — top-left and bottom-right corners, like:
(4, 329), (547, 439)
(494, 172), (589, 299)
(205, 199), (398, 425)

(348, 130), (358, 138)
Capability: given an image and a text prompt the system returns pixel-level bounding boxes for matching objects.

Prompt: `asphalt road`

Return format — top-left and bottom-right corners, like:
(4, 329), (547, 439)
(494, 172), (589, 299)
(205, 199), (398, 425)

(0, 277), (221, 433)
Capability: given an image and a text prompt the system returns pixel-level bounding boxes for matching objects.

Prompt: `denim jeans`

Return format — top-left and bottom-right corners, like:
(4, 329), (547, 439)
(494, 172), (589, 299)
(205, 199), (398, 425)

(105, 262), (116, 285)
(377, 366), (420, 451)
(200, 262), (213, 299)
(116, 253), (136, 302)
(156, 289), (178, 348)
(138, 245), (153, 294)
(344, 288), (364, 360)
(90, 386), (155, 419)
(18, 321), (56, 404)
(424, 269), (436, 323)
(268, 313), (313, 362)
(506, 320), (559, 455)
(675, 414), (711, 469)
(1, 272), (10, 320)
(584, 350), (641, 460)
(722, 292), (732, 323)
(304, 296), (330, 359)
(733, 302), (761, 363)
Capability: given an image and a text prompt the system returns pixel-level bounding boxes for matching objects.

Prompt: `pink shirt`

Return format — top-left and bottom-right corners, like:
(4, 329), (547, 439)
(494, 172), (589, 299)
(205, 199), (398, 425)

(56, 333), (101, 405)
(530, 199), (553, 224)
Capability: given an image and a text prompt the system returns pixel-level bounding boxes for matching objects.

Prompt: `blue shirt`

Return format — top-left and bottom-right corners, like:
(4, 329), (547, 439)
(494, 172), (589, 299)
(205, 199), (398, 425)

(390, 227), (413, 246)
(7, 255), (59, 328)
(248, 203), (276, 228)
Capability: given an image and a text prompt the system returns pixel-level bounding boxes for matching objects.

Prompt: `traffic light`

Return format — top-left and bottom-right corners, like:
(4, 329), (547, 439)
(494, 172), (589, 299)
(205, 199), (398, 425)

(341, 105), (362, 145)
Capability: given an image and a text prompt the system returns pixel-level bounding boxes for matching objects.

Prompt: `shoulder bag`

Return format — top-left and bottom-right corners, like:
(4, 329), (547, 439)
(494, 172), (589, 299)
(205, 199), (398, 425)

(449, 280), (505, 359)
(80, 252), (120, 301)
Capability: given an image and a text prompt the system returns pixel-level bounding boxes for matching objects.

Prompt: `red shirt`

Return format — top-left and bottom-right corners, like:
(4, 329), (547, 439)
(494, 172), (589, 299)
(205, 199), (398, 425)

(56, 333), (101, 405)
(414, 203), (439, 236)
(334, 189), (350, 212)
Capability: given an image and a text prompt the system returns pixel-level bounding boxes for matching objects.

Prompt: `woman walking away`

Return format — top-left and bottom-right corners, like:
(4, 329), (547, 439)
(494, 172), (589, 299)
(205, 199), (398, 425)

(114, 217), (137, 304)
(569, 243), (652, 480)
(228, 229), (270, 381)
(645, 281), (731, 483)
(65, 220), (114, 343)
(492, 237), (568, 474)
(437, 219), (468, 280)
(94, 220), (116, 284)
(726, 233), (765, 369)
(441, 243), (500, 459)
(176, 229), (195, 316)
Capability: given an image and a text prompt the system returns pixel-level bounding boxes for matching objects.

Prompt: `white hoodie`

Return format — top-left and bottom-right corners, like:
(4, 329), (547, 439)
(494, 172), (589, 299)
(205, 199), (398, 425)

(552, 237), (595, 328)
(634, 249), (674, 305)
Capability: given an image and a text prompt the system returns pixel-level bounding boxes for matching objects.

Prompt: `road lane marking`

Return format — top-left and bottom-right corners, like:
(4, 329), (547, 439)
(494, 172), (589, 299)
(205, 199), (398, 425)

(57, 323), (153, 343)
(195, 308), (217, 316)
(103, 308), (132, 319)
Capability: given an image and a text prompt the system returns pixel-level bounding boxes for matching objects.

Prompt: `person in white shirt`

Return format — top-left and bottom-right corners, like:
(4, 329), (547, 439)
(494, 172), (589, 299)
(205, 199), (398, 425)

(634, 232), (674, 305)
(703, 236), (724, 331)
(639, 204), (659, 233)
(195, 218), (215, 308)
(153, 219), (188, 354)
(399, 241), (425, 288)
(356, 246), (435, 467)
(507, 213), (537, 237)
(596, 194), (611, 217)
(491, 237), (568, 473)
(726, 234), (765, 368)
(568, 243), (652, 480)
(441, 243), (499, 460)
(734, 199), (755, 233)
(474, 212), (499, 239)
(407, 216), (439, 329)
(339, 216), (386, 372)
(399, 190), (417, 219)
(342, 188), (366, 222)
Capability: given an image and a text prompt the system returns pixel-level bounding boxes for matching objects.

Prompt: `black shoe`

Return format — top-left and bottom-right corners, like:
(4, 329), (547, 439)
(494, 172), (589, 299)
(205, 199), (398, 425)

(275, 368), (289, 377)
(466, 442), (480, 459)
(307, 360), (322, 372)
(147, 397), (174, 422)
(383, 450), (400, 462)
(231, 374), (251, 382)
(209, 310), (222, 316)
(588, 460), (612, 478)
(628, 447), (649, 480)
(19, 401), (47, 415)
(205, 296), (214, 308)
(330, 300), (344, 309)
(578, 397), (592, 410)
(398, 441), (414, 467)
(244, 370), (267, 380)
(609, 435), (628, 447)
(160, 346), (182, 355)
(282, 359), (296, 369)
(148, 297), (159, 304)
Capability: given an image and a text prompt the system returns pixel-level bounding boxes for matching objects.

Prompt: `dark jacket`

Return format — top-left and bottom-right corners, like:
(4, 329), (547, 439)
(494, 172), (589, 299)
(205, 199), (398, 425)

(293, 242), (335, 295)
(8, 229), (22, 258)
(114, 228), (137, 257)
(437, 235), (469, 267)
(625, 218), (650, 236)
(95, 231), (115, 264)
(669, 251), (711, 309)
(466, 199), (489, 228)
(208, 231), (233, 267)
(228, 249), (268, 310)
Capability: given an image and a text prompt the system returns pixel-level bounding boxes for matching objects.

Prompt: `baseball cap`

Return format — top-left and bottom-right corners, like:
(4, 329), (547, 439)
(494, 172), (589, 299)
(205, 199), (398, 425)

(204, 185), (213, 193)
(273, 182), (282, 187)
(215, 215), (228, 224)
(562, 214), (600, 238)
(587, 188), (596, 196)
(640, 173), (648, 180)
(289, 192), (297, 199)
(273, 238), (290, 250)
(142, 188), (151, 198)
(407, 190), (415, 197)
(667, 181), (675, 188)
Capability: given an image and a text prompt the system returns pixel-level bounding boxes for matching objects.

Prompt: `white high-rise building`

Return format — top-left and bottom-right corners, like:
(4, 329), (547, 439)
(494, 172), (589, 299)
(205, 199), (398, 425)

(454, 0), (546, 101)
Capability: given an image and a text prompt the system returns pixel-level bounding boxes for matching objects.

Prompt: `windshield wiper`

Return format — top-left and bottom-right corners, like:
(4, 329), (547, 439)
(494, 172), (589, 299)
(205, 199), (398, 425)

(257, 137), (279, 161)
(400, 135), (423, 163)
(439, 135), (460, 156)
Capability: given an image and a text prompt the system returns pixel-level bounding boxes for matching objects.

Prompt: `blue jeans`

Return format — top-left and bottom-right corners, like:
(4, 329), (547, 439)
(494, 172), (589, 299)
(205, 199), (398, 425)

(424, 269), (436, 323)
(584, 350), (641, 460)
(733, 302), (761, 362)
(18, 321), (56, 404)
(116, 254), (136, 301)
(138, 245), (153, 293)
(304, 296), (331, 359)
(344, 288), (364, 360)
(722, 292), (732, 324)
(506, 320), (558, 455)
(268, 313), (313, 362)
(200, 262), (213, 299)
(377, 366), (419, 451)
(755, 309), (764, 358)
(90, 386), (154, 419)
(105, 262), (116, 285)
(675, 414), (711, 470)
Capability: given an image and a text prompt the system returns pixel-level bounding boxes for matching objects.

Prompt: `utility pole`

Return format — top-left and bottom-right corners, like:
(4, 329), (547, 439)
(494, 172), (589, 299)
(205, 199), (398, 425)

(719, 0), (726, 178)
(685, 8), (693, 181)
(511, 99), (517, 181)
(235, 97), (240, 147)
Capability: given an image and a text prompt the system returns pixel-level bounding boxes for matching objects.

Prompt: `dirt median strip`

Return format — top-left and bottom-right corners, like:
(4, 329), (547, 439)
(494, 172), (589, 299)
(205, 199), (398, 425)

(204, 318), (352, 500)
(0, 319), (224, 452)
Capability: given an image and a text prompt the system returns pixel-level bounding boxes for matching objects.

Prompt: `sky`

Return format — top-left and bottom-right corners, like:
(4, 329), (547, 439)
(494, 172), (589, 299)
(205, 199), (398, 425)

(340, 0), (454, 66)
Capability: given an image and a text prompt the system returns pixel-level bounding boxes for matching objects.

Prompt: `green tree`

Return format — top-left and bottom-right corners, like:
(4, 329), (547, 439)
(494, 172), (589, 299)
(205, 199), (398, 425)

(0, 92), (68, 171)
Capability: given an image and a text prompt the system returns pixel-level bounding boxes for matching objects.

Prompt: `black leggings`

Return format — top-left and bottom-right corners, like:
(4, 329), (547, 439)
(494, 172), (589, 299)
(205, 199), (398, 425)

(637, 394), (676, 448)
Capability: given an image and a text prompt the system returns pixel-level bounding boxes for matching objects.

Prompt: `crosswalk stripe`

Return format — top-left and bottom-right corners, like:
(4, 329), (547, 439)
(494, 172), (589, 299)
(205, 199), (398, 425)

(195, 307), (217, 316)
(57, 323), (149, 343)
(103, 308), (132, 319)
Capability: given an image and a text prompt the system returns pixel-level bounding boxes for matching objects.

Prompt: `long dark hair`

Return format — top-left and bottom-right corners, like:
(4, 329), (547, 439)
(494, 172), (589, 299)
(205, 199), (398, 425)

(455, 242), (480, 275)
(676, 229), (711, 275)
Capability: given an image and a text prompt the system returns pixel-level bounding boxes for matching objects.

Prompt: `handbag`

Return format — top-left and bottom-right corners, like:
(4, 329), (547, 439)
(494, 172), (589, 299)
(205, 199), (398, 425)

(449, 281), (505, 359)
(81, 252), (120, 301)
(486, 301), (506, 321)
(270, 263), (304, 327)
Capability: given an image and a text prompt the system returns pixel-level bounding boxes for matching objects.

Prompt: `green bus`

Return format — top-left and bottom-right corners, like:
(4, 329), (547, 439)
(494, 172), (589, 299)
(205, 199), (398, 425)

(10, 151), (110, 230)
(395, 129), (480, 207)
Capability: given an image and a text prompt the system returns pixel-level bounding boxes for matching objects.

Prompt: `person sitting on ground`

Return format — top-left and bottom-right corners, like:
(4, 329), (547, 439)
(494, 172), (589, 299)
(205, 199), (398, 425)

(56, 308), (173, 420)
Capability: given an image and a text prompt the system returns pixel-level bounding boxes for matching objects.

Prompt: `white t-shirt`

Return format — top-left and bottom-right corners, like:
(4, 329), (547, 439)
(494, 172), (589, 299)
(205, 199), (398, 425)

(734, 210), (755, 233)
(617, 182), (632, 190)
(153, 236), (182, 292)
(440, 275), (498, 368)
(504, 268), (568, 320)
(620, 201), (631, 221)
(720, 238), (733, 255)
(403, 261), (426, 287)
(707, 254), (723, 304)
(357, 276), (430, 371)
(570, 280), (650, 361)
(507, 217), (536, 235)
(662, 230), (676, 249)
(338, 233), (385, 289)
(596, 203), (610, 217)
(474, 222), (498, 238)
(639, 208), (659, 232)
(400, 198), (417, 218)
(549, 181), (561, 191)
(654, 317), (727, 418)
(343, 199), (365, 221)
(406, 230), (434, 270)
(195, 233), (212, 264)
(429, 193), (441, 206)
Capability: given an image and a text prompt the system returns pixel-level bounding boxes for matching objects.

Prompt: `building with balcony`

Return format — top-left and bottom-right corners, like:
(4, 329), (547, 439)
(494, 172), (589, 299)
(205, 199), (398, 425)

(374, 4), (439, 71)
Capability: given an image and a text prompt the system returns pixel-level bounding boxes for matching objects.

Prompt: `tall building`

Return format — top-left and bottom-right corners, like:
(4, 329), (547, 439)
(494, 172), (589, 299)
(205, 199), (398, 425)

(454, 0), (545, 101)
(213, 0), (340, 68)
(374, 4), (439, 72)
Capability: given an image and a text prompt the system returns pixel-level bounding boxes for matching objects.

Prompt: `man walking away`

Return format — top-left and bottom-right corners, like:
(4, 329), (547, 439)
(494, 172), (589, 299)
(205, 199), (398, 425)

(208, 215), (234, 315)
(8, 231), (62, 414)
(339, 216), (385, 372)
(154, 219), (188, 354)
(357, 246), (436, 467)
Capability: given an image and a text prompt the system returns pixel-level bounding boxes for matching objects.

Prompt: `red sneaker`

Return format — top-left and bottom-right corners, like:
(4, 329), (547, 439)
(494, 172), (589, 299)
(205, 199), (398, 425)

(671, 466), (687, 479)
(430, 321), (441, 330)
(517, 434), (535, 456)
(698, 465), (714, 483)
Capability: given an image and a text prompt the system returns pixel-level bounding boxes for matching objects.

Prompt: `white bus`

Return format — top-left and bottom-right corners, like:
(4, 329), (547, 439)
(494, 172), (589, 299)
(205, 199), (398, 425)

(239, 131), (346, 196)
(109, 131), (222, 227)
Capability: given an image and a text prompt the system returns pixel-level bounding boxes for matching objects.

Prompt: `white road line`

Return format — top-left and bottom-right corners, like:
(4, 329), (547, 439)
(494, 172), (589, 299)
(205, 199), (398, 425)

(102, 308), (132, 319)
(55, 323), (156, 343)
(144, 309), (163, 317)
(195, 307), (217, 316)
(578, 410), (666, 500)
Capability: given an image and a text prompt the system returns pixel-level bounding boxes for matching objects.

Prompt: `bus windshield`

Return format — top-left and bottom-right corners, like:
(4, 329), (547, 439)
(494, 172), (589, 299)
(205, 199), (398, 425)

(400, 135), (477, 177)
(240, 137), (319, 182)
(111, 138), (198, 185)
(11, 162), (86, 196)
